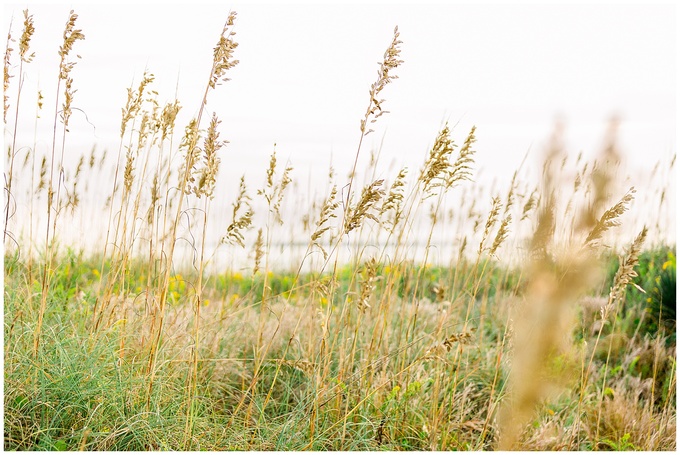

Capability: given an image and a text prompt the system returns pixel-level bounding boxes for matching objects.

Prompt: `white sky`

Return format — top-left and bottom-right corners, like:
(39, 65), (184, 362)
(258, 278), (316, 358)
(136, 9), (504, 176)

(4, 2), (676, 172)
(2, 2), (677, 260)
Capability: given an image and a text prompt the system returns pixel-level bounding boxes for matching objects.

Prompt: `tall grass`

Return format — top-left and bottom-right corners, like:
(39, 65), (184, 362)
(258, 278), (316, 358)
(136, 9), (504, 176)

(3, 9), (676, 451)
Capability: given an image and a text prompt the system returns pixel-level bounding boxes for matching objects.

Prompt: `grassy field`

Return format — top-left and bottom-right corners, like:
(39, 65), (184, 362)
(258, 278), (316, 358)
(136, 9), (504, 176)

(3, 10), (676, 450)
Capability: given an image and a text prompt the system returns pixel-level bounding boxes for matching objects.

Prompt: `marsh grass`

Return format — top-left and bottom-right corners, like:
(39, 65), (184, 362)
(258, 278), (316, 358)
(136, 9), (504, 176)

(3, 9), (676, 451)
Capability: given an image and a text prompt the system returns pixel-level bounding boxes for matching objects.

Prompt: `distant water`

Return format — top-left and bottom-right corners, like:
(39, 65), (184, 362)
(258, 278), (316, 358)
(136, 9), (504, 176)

(6, 146), (674, 274)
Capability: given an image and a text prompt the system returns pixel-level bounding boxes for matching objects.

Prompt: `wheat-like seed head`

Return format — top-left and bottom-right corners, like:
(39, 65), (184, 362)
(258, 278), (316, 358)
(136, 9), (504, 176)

(193, 113), (225, 199)
(443, 331), (473, 348)
(120, 72), (155, 137)
(147, 96), (162, 140)
(59, 11), (84, 58)
(605, 226), (647, 315)
(36, 88), (43, 111)
(3, 26), (12, 123)
(380, 166), (408, 231)
(74, 154), (84, 180)
(583, 187), (635, 249)
(478, 196), (502, 255)
(504, 170), (518, 215)
(36, 156), (47, 193)
(66, 173), (82, 215)
(178, 118), (201, 194)
(137, 111), (152, 150)
(87, 146), (96, 169)
(253, 228), (264, 274)
(487, 173), (518, 256)
(424, 331), (474, 360)
(447, 125), (477, 188)
(356, 257), (379, 313)
(258, 150), (294, 224)
(420, 124), (456, 197)
(360, 26), (403, 136)
(264, 150), (277, 190)
(489, 213), (512, 257)
(123, 149), (135, 195)
(62, 154), (85, 214)
(58, 11), (84, 81)
(344, 179), (385, 234)
(573, 172), (582, 193)
(19, 10), (35, 63)
(147, 174), (159, 224)
(21, 148), (31, 170)
(311, 185), (340, 260)
(273, 163), (293, 225)
(521, 188), (538, 222)
(222, 175), (253, 248)
(159, 100), (181, 141)
(209, 12), (239, 90)
(59, 77), (76, 130)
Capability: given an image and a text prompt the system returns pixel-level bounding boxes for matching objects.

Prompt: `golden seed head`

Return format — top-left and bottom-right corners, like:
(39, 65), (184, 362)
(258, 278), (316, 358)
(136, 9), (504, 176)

(4, 30), (13, 123)
(19, 10), (35, 63)
(222, 175), (253, 248)
(344, 179), (385, 234)
(360, 25), (403, 136)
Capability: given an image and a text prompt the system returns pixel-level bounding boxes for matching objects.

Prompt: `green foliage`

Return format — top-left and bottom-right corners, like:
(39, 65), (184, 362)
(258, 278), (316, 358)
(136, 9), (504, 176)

(600, 433), (638, 451)
(4, 243), (676, 450)
(645, 249), (676, 343)
(600, 246), (676, 342)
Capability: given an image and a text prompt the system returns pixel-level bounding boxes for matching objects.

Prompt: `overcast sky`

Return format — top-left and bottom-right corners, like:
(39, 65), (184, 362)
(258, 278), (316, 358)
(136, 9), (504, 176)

(5, 2), (676, 179)
(2, 1), (676, 266)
